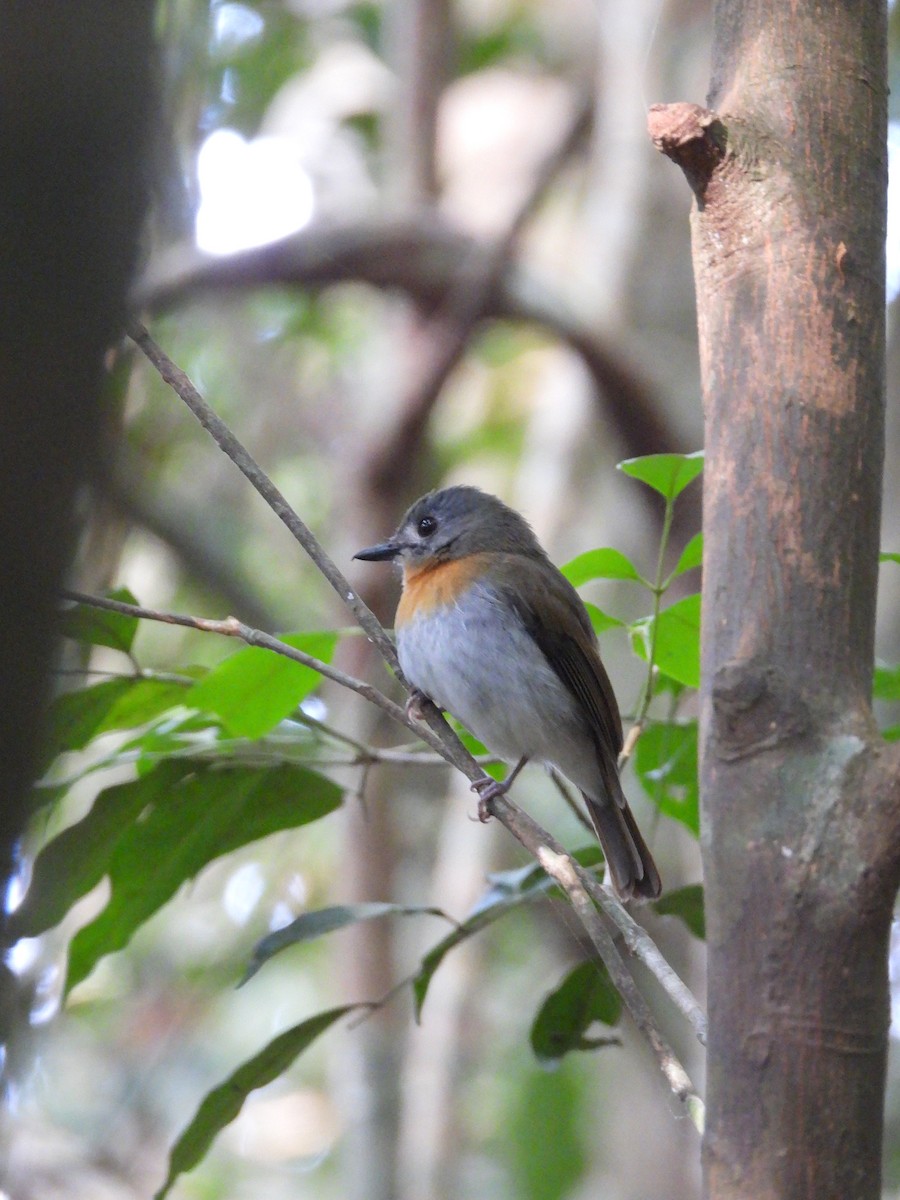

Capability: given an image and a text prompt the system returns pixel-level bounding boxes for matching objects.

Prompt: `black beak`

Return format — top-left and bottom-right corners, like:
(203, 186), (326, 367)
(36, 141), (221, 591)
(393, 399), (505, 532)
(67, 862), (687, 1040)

(353, 539), (402, 562)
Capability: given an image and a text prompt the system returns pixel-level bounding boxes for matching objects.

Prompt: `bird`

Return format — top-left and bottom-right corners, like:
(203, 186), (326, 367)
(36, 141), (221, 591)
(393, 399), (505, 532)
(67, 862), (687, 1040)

(353, 485), (661, 900)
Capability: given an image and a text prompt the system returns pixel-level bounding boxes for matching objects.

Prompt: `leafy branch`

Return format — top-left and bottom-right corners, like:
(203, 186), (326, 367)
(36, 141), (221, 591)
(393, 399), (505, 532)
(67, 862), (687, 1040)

(618, 453), (703, 758)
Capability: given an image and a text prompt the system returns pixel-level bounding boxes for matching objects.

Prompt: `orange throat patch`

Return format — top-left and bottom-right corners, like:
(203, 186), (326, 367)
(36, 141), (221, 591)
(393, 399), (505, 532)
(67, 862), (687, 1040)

(396, 552), (489, 627)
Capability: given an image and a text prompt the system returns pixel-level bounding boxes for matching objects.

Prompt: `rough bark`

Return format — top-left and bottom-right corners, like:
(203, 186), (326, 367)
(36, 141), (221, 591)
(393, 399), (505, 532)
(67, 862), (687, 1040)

(652, 2), (897, 1197)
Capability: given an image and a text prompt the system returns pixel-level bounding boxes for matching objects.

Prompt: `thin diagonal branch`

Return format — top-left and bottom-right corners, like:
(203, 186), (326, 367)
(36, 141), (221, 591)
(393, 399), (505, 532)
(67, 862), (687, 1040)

(538, 847), (703, 1127)
(581, 872), (707, 1044)
(127, 322), (402, 676)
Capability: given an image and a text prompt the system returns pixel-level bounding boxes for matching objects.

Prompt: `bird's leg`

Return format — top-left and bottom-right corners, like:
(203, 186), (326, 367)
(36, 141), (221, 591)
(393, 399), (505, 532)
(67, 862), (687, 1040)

(471, 756), (529, 822)
(404, 687), (432, 723)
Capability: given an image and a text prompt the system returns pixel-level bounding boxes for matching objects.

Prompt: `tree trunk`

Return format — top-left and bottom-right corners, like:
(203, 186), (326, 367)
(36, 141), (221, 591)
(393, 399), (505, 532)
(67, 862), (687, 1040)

(651, 2), (895, 1196)
(0, 4), (155, 857)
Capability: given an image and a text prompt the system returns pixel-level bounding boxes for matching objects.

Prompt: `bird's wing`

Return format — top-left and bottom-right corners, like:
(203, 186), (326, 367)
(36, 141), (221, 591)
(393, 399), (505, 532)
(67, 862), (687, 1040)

(491, 556), (625, 799)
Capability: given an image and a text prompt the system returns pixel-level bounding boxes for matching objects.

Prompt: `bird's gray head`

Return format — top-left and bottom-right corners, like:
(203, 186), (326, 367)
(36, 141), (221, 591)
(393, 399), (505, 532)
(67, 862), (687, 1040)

(353, 486), (546, 566)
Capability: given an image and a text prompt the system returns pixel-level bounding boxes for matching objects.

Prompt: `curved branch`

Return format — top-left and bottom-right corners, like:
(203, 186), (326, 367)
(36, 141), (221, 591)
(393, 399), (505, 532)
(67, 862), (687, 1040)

(138, 216), (684, 463)
(366, 90), (594, 496)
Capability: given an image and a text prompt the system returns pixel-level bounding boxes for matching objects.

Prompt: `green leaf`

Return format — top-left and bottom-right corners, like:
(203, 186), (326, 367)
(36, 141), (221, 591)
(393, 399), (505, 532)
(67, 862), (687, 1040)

(42, 676), (193, 768)
(633, 720), (699, 835)
(672, 531), (703, 578)
(60, 588), (140, 654)
(618, 451), (704, 501)
(530, 960), (621, 1065)
(632, 592), (701, 689)
(412, 847), (604, 1018)
(508, 1064), (586, 1200)
(241, 903), (453, 985)
(874, 664), (900, 701)
(24, 782), (69, 820)
(154, 1006), (358, 1200)
(119, 707), (230, 772)
(186, 632), (338, 739)
(413, 895), (528, 1020)
(561, 548), (645, 587)
(879, 552), (900, 566)
(581, 601), (624, 636)
(43, 678), (138, 763)
(53, 762), (341, 990)
(653, 884), (705, 939)
(98, 676), (193, 733)
(13, 762), (197, 938)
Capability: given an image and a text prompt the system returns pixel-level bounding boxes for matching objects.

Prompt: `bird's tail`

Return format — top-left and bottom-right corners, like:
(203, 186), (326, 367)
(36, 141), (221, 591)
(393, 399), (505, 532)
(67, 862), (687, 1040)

(582, 783), (661, 901)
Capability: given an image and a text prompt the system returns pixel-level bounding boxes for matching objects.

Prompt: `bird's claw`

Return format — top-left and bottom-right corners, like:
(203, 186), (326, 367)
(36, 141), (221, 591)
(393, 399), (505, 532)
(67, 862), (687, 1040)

(471, 775), (509, 822)
(404, 687), (430, 723)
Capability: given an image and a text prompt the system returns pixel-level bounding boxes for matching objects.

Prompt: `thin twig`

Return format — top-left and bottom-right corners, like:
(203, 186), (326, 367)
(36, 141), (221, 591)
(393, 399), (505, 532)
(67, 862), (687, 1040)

(538, 847), (703, 1129)
(620, 489), (678, 768)
(60, 589), (413, 735)
(127, 322), (401, 675)
(546, 766), (704, 1040)
(548, 741), (704, 1038)
(594, 890), (707, 1045)
(59, 590), (502, 783)
(482, 785), (707, 1051)
(290, 709), (382, 757)
(452, 754), (704, 1116)
(288, 707), (494, 766)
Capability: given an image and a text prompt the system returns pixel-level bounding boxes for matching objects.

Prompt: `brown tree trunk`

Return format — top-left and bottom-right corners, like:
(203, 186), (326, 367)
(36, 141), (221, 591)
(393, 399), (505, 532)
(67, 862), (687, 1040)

(651, 2), (896, 1197)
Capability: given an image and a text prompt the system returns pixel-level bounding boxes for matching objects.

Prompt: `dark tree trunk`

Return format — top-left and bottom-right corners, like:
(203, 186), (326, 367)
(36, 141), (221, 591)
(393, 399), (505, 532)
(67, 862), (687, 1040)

(651, 2), (896, 1197)
(0, 5), (156, 1086)
(0, 4), (156, 843)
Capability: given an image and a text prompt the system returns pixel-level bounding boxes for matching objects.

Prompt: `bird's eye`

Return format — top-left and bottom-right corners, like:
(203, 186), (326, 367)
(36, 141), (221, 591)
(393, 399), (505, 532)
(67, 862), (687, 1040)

(417, 515), (437, 537)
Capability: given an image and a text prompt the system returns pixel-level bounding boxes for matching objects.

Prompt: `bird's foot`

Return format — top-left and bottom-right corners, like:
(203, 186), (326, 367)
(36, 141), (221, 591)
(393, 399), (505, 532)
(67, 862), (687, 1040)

(470, 775), (511, 822)
(404, 687), (431, 723)
(470, 756), (528, 822)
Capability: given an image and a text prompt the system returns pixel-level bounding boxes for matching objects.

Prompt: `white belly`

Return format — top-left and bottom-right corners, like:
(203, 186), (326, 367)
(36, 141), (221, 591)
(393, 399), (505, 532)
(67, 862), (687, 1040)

(396, 584), (602, 795)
